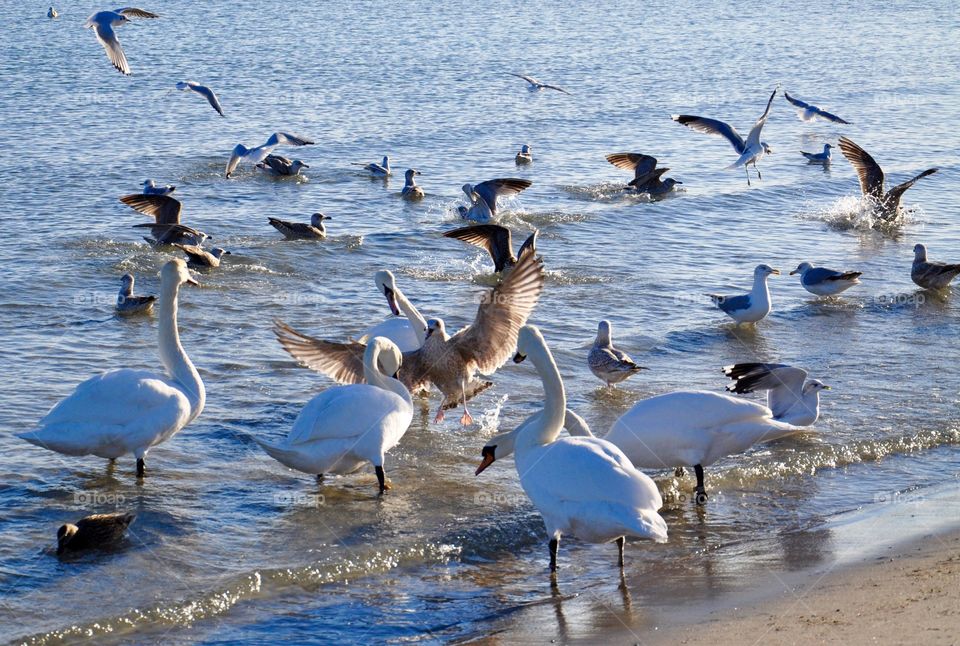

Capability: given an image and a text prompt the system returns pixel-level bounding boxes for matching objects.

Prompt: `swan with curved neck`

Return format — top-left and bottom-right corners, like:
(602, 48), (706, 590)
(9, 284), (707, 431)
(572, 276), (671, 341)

(19, 259), (203, 477)
(254, 337), (413, 493)
(486, 325), (668, 572)
(362, 270), (427, 352)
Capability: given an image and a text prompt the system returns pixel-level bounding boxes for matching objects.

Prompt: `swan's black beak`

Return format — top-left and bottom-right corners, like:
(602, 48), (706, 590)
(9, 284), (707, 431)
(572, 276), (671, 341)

(513, 352), (527, 364)
(383, 286), (400, 316)
(186, 276), (200, 287)
(475, 446), (496, 476)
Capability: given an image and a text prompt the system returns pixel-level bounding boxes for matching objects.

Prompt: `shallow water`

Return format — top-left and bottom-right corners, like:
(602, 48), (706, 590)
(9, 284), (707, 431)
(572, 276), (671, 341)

(2, 1), (959, 643)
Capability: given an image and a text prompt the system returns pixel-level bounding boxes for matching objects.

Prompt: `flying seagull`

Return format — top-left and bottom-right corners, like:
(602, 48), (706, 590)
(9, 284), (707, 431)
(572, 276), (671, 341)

(784, 91), (849, 124)
(508, 73), (570, 94)
(175, 81), (224, 116)
(84, 8), (159, 75)
(226, 132), (314, 178)
(838, 136), (938, 220)
(672, 86), (778, 185)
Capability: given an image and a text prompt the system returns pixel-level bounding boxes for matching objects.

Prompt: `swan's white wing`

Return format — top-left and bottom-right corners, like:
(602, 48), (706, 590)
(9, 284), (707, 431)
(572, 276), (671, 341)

(273, 320), (366, 384)
(359, 318), (421, 353)
(285, 385), (407, 445)
(92, 22), (129, 75)
(452, 246), (545, 374)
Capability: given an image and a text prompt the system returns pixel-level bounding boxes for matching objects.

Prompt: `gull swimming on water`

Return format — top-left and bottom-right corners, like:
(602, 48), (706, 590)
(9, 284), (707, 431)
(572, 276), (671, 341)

(48, 7), (59, 18)
(588, 320), (647, 386)
(401, 169), (424, 200)
(268, 213), (329, 240)
(57, 512), (135, 556)
(225, 132), (314, 178)
(801, 143), (833, 164)
(120, 194), (210, 246)
(508, 73), (570, 94)
(174, 244), (230, 269)
(116, 273), (156, 315)
(175, 81), (224, 116)
(84, 8), (159, 76)
(723, 362), (829, 426)
(142, 179), (175, 195)
(708, 264), (779, 324)
(606, 153), (682, 196)
(790, 261), (862, 296)
(257, 154), (309, 176)
(443, 224), (536, 273)
(457, 178), (532, 222)
(784, 91), (850, 124)
(673, 86), (778, 185)
(911, 244), (960, 289)
(838, 136), (938, 221)
(353, 156), (391, 177)
(515, 145), (533, 165)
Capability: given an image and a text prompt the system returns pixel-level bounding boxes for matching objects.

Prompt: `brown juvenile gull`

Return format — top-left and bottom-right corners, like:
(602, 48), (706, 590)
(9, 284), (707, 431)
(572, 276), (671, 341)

(838, 136), (938, 220)
(274, 245), (545, 426)
(174, 244), (230, 269)
(268, 212), (329, 240)
(116, 273), (156, 315)
(443, 224), (536, 273)
(606, 152), (682, 196)
(257, 154), (309, 177)
(57, 512), (136, 555)
(587, 320), (647, 386)
(120, 194), (210, 246)
(911, 244), (960, 289)
(515, 144), (533, 164)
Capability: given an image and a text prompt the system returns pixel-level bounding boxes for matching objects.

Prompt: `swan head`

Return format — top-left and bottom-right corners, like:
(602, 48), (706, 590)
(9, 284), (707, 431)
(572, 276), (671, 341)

(162, 259), (200, 288)
(754, 264), (780, 279)
(310, 212), (330, 227)
(513, 324), (545, 363)
(475, 429), (517, 475)
(913, 243), (927, 260)
(804, 379), (830, 395)
(790, 262), (813, 276)
(374, 270), (401, 316)
(366, 336), (403, 378)
(56, 523), (79, 555)
(424, 318), (447, 341)
(595, 320), (612, 345)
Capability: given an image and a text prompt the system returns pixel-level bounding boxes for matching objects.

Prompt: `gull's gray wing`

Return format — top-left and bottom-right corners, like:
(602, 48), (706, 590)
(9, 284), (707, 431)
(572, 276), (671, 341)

(672, 115), (746, 153)
(273, 320), (366, 385)
(744, 86), (778, 150)
(92, 22), (129, 75)
(838, 136), (885, 200)
(120, 194), (182, 224)
(472, 178), (532, 213)
(723, 362), (808, 420)
(713, 293), (751, 314)
(606, 153), (658, 183)
(265, 132), (315, 148)
(884, 169), (938, 211)
(115, 8), (160, 18)
(196, 84), (224, 116)
(784, 91), (850, 124)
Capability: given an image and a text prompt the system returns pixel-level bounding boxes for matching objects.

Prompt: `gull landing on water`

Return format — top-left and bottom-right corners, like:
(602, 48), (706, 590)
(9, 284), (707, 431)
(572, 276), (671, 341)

(225, 132), (314, 178)
(353, 156), (391, 177)
(673, 86), (778, 186)
(84, 8), (159, 75)
(784, 91), (850, 124)
(120, 194), (210, 246)
(606, 153), (682, 196)
(457, 178), (532, 222)
(175, 81), (224, 117)
(443, 224), (537, 274)
(508, 73), (570, 95)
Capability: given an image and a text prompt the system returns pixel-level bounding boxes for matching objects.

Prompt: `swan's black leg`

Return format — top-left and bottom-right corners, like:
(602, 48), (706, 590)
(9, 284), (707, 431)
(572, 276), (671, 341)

(549, 538), (559, 572)
(375, 465), (389, 494)
(316, 473), (324, 483)
(616, 537), (625, 568)
(136, 458), (145, 477)
(694, 464), (707, 505)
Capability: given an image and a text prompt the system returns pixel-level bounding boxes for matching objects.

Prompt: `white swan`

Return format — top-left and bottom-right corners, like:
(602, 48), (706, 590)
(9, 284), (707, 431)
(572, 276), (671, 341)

(19, 260), (204, 476)
(254, 337), (413, 493)
(480, 325), (667, 572)
(605, 390), (804, 503)
(359, 270), (428, 353)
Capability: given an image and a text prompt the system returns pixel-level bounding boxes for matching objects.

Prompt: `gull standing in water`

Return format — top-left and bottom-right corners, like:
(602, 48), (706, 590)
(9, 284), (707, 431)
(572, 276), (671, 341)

(838, 136), (938, 221)
(784, 91), (850, 124)
(175, 81), (224, 117)
(225, 132), (314, 178)
(353, 156), (391, 177)
(401, 169), (424, 200)
(120, 194), (210, 246)
(84, 8), (159, 75)
(708, 264), (780, 324)
(911, 244), (960, 289)
(116, 274), (156, 315)
(673, 86), (778, 185)
(801, 144), (833, 164)
(515, 145), (533, 164)
(723, 363), (829, 426)
(457, 178), (532, 222)
(790, 262), (862, 296)
(142, 179), (175, 195)
(443, 224), (536, 274)
(268, 213), (329, 240)
(508, 73), (570, 94)
(587, 320), (647, 386)
(606, 153), (682, 196)
(257, 154), (309, 176)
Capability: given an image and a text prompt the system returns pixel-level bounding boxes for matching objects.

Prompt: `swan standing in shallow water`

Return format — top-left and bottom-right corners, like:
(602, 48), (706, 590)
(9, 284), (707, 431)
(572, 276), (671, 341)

(477, 325), (667, 572)
(254, 337), (413, 493)
(708, 264), (779, 324)
(587, 320), (647, 386)
(19, 260), (204, 477)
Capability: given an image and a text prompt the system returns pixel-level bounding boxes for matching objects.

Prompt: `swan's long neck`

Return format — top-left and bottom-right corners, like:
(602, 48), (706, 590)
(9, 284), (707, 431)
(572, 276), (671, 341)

(395, 287), (428, 345)
(516, 339), (567, 450)
(159, 281), (205, 419)
(365, 344), (413, 407)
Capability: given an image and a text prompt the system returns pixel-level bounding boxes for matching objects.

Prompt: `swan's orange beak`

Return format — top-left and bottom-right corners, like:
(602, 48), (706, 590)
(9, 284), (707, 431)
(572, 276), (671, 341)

(475, 447), (496, 476)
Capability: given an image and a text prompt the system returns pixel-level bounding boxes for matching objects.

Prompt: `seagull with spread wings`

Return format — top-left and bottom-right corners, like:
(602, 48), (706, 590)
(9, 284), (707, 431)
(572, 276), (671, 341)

(508, 73), (570, 94)
(457, 178), (532, 222)
(120, 194), (210, 246)
(443, 224), (537, 274)
(84, 8), (159, 75)
(723, 362), (830, 426)
(673, 86), (778, 185)
(838, 136), (938, 220)
(175, 81), (224, 116)
(274, 245), (545, 426)
(784, 91), (849, 124)
(605, 153), (682, 196)
(225, 132), (314, 178)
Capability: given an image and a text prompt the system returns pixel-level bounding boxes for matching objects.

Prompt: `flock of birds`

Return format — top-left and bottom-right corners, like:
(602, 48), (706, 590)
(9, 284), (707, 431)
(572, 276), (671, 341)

(30, 7), (956, 572)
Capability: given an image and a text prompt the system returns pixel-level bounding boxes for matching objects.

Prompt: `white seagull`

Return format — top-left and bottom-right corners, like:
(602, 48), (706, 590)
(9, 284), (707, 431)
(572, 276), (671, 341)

(784, 91), (850, 124)
(142, 179), (175, 195)
(457, 178), (532, 222)
(225, 132), (314, 178)
(672, 86), (778, 185)
(175, 81), (224, 117)
(353, 156), (391, 177)
(790, 262), (862, 296)
(801, 143), (833, 164)
(508, 73), (570, 95)
(722, 363), (830, 426)
(84, 8), (159, 76)
(708, 264), (779, 324)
